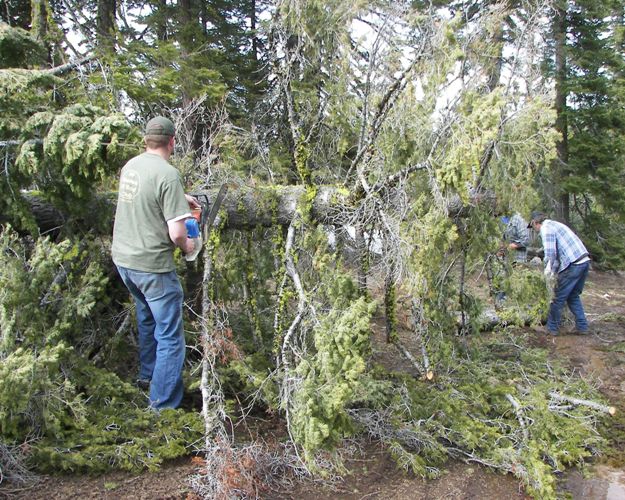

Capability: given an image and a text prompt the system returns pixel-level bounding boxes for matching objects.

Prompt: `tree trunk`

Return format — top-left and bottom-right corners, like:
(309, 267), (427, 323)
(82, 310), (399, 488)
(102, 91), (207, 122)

(177, 0), (195, 108)
(10, 187), (348, 235)
(12, 186), (496, 235)
(154, 0), (168, 41)
(30, 0), (48, 42)
(553, 0), (570, 223)
(96, 0), (117, 50)
(250, 0), (258, 62)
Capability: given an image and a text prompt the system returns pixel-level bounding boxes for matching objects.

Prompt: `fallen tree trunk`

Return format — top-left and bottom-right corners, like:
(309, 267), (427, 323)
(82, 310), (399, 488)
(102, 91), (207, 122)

(10, 185), (495, 235)
(10, 186), (349, 234)
(21, 192), (68, 235)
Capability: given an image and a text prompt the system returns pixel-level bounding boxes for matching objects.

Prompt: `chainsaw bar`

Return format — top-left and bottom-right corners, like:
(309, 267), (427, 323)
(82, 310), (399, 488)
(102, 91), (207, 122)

(201, 184), (228, 236)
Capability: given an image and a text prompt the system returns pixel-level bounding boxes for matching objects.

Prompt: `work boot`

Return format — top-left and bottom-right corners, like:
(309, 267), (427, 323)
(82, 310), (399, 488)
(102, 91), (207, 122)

(136, 378), (150, 391)
(532, 325), (558, 336)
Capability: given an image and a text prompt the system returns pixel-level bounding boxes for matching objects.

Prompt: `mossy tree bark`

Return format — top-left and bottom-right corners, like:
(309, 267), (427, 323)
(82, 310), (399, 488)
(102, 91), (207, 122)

(14, 185), (495, 235)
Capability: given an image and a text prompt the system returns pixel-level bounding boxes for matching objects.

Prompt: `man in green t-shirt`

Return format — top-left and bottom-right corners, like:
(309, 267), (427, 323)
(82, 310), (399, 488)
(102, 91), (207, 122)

(112, 116), (200, 409)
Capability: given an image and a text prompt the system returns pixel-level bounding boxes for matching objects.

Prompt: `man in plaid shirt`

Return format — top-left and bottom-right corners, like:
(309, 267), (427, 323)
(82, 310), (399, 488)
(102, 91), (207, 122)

(528, 211), (591, 335)
(502, 213), (530, 263)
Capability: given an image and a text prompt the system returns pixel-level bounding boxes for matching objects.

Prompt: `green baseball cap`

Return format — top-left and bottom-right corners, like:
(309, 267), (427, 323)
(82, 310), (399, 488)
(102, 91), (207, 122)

(145, 116), (175, 137)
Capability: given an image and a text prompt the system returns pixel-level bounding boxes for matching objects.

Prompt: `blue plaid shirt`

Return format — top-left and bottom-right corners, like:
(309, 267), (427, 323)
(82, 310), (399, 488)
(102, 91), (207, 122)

(503, 213), (530, 263)
(539, 219), (589, 274)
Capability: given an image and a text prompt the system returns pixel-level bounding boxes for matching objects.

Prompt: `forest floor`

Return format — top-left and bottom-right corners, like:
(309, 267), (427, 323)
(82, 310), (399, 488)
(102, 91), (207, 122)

(4, 269), (625, 500)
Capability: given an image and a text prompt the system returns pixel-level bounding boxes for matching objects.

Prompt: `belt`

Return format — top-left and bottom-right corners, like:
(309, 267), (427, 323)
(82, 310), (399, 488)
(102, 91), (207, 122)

(571, 254), (589, 265)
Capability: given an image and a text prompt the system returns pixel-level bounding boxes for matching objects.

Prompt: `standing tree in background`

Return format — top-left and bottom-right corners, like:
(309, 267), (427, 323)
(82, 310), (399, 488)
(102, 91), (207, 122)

(110, 0), (265, 117)
(96, 0), (116, 49)
(544, 0), (625, 267)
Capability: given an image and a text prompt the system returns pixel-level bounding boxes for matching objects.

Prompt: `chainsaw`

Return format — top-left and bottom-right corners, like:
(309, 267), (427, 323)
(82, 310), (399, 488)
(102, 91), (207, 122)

(185, 184), (228, 261)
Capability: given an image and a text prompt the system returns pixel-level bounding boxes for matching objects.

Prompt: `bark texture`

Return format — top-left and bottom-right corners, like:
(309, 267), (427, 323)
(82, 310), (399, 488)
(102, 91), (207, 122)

(12, 185), (495, 235)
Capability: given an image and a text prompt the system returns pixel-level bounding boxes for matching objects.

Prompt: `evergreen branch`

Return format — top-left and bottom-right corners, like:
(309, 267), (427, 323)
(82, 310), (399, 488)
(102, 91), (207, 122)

(410, 297), (433, 379)
(0, 440), (38, 490)
(394, 341), (425, 377)
(446, 446), (522, 477)
(192, 214), (239, 496)
(476, 1), (552, 189)
(39, 237), (91, 308)
(281, 218), (308, 371)
(348, 27), (434, 189)
(58, 0), (95, 45)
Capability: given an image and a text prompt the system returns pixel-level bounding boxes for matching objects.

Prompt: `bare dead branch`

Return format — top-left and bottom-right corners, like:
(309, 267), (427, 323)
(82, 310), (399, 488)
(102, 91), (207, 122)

(46, 56), (96, 76)
(549, 392), (616, 416)
(505, 394), (529, 441)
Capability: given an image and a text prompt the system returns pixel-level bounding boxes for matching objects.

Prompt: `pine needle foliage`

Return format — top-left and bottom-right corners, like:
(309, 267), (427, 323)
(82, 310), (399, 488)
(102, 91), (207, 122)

(15, 104), (141, 207)
(0, 67), (60, 139)
(493, 266), (551, 326)
(0, 227), (203, 473)
(291, 294), (376, 460)
(0, 92), (140, 233)
(354, 333), (607, 499)
(0, 228), (110, 355)
(0, 23), (47, 69)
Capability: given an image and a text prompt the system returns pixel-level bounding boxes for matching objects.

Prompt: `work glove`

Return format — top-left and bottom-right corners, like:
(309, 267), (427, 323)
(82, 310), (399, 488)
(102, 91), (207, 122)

(184, 234), (203, 262)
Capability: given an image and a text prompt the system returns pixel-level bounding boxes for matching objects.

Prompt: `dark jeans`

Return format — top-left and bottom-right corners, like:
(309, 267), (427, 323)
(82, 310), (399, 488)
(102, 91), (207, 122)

(117, 266), (186, 409)
(547, 261), (590, 333)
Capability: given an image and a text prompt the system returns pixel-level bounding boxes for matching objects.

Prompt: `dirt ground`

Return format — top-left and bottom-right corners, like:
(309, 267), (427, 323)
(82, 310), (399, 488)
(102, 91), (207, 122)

(3, 269), (625, 500)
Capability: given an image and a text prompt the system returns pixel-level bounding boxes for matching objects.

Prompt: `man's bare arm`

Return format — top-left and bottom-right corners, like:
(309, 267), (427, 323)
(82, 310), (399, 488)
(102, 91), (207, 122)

(168, 218), (194, 254)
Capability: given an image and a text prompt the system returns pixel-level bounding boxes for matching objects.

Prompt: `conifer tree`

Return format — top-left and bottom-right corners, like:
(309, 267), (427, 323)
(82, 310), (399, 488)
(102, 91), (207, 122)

(544, 0), (625, 267)
(0, 0), (32, 30)
(97, 0), (266, 120)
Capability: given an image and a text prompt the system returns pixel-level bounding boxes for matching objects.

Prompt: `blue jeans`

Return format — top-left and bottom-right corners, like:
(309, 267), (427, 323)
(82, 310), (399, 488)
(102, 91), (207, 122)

(547, 261), (590, 333)
(116, 266), (185, 409)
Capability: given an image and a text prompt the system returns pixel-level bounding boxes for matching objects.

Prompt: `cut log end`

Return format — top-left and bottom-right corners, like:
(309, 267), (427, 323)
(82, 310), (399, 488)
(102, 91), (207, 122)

(549, 391), (616, 416)
(425, 370), (434, 381)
